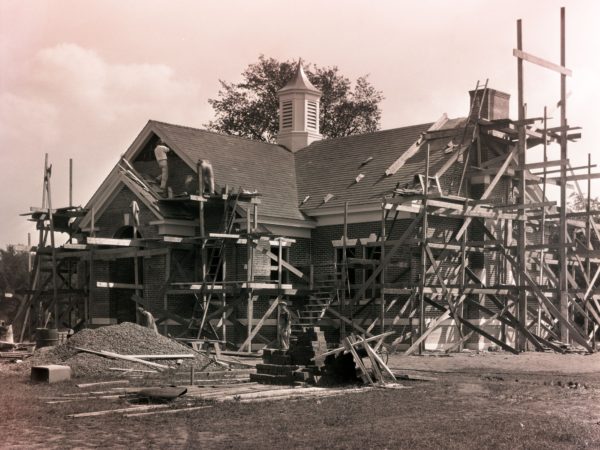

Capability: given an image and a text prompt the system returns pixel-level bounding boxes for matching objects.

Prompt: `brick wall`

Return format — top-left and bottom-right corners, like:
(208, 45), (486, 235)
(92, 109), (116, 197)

(95, 185), (159, 239)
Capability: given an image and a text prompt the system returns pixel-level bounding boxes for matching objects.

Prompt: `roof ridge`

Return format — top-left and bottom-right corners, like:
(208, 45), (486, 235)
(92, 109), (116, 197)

(149, 120), (290, 150)
(293, 122), (436, 152)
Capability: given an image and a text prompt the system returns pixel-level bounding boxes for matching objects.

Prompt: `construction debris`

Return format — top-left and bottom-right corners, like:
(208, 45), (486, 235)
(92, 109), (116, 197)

(26, 322), (215, 377)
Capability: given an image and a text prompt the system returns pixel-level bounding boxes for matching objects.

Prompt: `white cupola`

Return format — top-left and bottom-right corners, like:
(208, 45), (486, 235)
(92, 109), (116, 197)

(276, 60), (322, 152)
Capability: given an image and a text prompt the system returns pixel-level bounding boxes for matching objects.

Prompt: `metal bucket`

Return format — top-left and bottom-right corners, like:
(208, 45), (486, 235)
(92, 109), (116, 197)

(36, 328), (58, 348)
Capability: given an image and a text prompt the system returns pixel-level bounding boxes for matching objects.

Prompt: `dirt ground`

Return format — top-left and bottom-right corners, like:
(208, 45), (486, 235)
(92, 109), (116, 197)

(1, 351), (599, 449)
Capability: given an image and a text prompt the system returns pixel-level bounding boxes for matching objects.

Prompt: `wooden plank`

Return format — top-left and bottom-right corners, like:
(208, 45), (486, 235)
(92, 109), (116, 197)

(524, 159), (568, 170)
(238, 297), (281, 352)
(96, 282), (143, 289)
(546, 173), (600, 183)
(125, 354), (195, 360)
(404, 295), (467, 356)
(385, 114), (448, 176)
(77, 380), (130, 388)
(73, 347), (169, 369)
(208, 233), (241, 239)
(477, 220), (593, 351)
(350, 210), (425, 306)
(344, 337), (374, 385)
(316, 332), (395, 359)
(424, 297), (519, 354)
(512, 49), (572, 76)
(357, 336), (384, 383)
(249, 240), (307, 280)
(359, 336), (397, 381)
(454, 146), (519, 240)
(322, 303), (373, 337)
(86, 237), (134, 247)
(124, 406), (212, 417)
(68, 404), (169, 418)
(241, 282), (293, 290)
(493, 201), (556, 211)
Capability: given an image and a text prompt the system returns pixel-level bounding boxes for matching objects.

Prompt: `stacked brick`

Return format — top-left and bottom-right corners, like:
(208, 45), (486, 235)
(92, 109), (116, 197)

(249, 327), (327, 385)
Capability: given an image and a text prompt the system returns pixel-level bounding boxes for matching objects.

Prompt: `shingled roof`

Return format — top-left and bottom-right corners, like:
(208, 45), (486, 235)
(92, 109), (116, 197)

(136, 117), (466, 224)
(294, 118), (466, 211)
(149, 121), (306, 222)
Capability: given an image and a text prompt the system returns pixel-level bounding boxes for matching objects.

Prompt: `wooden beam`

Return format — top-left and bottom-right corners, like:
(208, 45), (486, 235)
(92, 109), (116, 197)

(477, 220), (593, 351)
(545, 173), (600, 183)
(454, 146), (519, 241)
(524, 159), (568, 170)
(238, 296), (281, 352)
(512, 49), (572, 76)
(385, 114), (448, 176)
(424, 297), (519, 354)
(350, 210), (425, 307)
(404, 295), (467, 355)
(249, 240), (307, 281)
(96, 282), (143, 290)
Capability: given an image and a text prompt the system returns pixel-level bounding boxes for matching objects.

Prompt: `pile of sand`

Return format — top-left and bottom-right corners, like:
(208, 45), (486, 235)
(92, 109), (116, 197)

(27, 322), (216, 377)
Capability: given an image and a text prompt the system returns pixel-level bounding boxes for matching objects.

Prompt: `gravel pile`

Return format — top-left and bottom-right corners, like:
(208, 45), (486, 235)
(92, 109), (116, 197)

(27, 322), (216, 377)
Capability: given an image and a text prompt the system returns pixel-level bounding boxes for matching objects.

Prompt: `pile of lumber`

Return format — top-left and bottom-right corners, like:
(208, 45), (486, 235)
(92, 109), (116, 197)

(317, 332), (397, 386)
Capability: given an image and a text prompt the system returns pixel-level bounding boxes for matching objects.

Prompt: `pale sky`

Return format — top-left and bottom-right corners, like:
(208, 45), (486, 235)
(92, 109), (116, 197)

(1, 0), (599, 247)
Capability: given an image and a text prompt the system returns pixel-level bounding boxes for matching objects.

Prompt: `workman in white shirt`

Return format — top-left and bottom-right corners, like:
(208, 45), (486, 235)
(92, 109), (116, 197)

(154, 140), (170, 191)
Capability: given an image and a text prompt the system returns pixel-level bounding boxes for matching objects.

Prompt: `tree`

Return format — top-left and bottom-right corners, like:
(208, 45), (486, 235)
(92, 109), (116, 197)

(568, 192), (600, 212)
(0, 245), (29, 324)
(0, 245), (29, 294)
(206, 56), (383, 142)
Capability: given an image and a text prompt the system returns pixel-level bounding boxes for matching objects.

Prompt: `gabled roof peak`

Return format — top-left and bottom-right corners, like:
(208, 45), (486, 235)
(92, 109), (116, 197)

(278, 59), (321, 94)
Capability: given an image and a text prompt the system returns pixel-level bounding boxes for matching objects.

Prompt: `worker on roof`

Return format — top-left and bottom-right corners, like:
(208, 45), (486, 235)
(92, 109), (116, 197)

(154, 140), (171, 191)
(200, 159), (215, 195)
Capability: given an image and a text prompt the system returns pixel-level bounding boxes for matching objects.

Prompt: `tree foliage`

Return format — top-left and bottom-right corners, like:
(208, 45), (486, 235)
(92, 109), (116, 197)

(568, 192), (600, 212)
(0, 245), (29, 294)
(206, 56), (383, 142)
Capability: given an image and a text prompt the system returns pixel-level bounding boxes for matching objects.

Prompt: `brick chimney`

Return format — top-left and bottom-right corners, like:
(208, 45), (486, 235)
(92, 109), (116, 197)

(469, 88), (510, 121)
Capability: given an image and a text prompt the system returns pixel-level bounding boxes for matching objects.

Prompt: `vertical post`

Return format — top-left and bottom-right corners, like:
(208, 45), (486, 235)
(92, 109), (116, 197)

(69, 158), (73, 208)
(197, 161), (205, 238)
(222, 253), (227, 342)
(163, 248), (170, 335)
(86, 249), (93, 325)
(90, 208), (96, 237)
(277, 239), (283, 290)
(45, 158), (59, 330)
(418, 145), (430, 354)
(585, 153), (591, 344)
(197, 162), (207, 338)
(246, 208), (253, 352)
(380, 202), (386, 335)
(341, 201), (348, 339)
(459, 231), (466, 351)
(558, 7), (569, 343)
(253, 203), (258, 232)
(222, 196), (229, 342)
(27, 233), (32, 273)
(42, 154), (48, 210)
(133, 217), (140, 324)
(538, 106), (548, 336)
(516, 18), (528, 352)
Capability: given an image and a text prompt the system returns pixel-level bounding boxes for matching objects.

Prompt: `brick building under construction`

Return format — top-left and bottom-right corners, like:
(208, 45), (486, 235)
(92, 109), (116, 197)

(17, 18), (600, 354)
